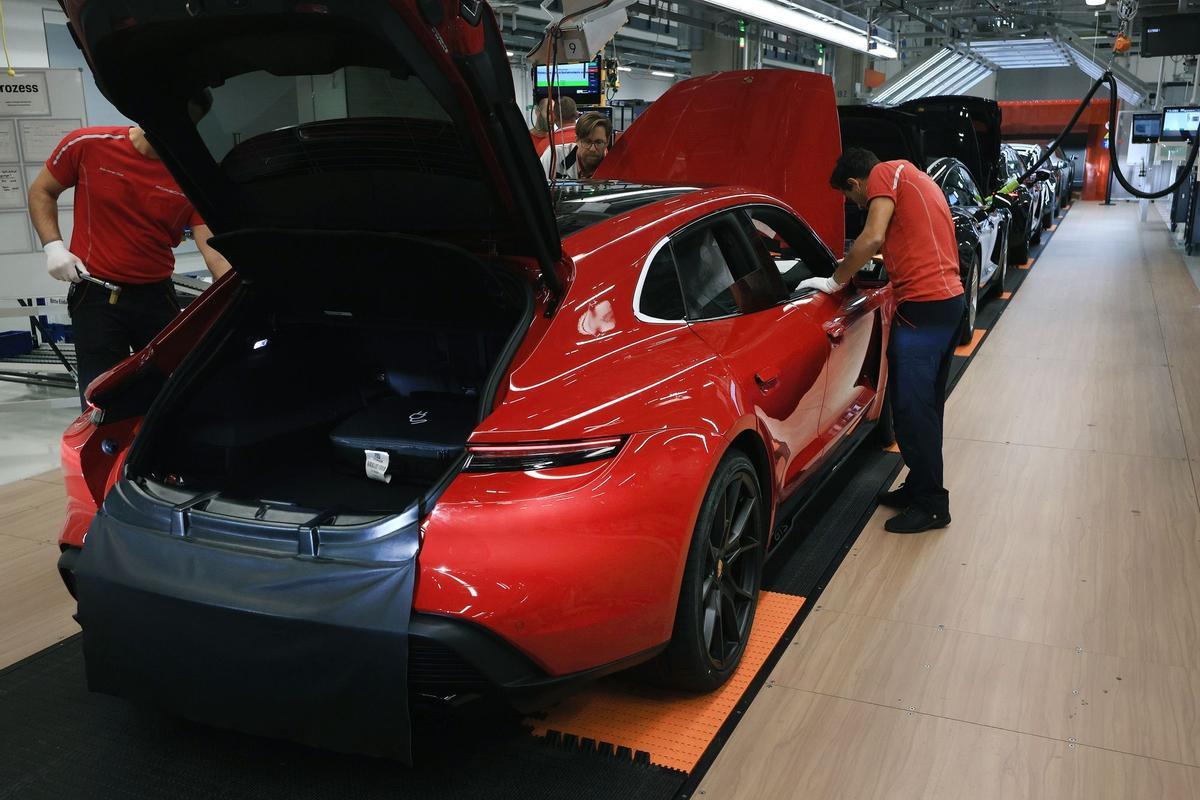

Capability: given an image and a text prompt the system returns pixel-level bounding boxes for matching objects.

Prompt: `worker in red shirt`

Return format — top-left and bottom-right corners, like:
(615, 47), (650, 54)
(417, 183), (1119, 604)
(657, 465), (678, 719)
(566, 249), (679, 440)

(530, 96), (578, 157)
(27, 93), (231, 408)
(800, 148), (965, 533)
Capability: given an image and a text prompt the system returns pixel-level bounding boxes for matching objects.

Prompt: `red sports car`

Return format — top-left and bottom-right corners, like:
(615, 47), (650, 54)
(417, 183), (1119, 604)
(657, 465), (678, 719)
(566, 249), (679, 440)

(57, 0), (894, 759)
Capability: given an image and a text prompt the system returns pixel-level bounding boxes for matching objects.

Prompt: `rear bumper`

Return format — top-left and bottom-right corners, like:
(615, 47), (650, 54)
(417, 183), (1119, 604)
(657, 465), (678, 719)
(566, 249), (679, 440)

(58, 545), (662, 716)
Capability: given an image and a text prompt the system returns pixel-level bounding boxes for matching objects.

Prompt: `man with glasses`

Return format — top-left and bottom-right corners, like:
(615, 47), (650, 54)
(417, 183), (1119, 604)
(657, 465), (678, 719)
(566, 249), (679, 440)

(541, 111), (612, 179)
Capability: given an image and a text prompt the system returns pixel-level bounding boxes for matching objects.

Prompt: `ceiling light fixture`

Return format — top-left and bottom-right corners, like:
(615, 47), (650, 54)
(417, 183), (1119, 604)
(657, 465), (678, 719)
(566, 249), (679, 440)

(1084, 0), (1106, 7)
(701, 0), (898, 58)
(617, 66), (633, 72)
(651, 70), (677, 77)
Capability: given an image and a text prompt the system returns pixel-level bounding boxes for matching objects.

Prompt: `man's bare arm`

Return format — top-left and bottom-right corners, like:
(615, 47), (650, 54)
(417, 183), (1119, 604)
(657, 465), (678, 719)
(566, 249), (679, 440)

(28, 168), (68, 246)
(192, 224), (233, 279)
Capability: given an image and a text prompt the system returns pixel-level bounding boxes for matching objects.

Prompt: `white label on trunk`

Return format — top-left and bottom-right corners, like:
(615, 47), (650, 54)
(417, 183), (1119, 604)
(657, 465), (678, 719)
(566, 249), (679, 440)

(364, 450), (392, 483)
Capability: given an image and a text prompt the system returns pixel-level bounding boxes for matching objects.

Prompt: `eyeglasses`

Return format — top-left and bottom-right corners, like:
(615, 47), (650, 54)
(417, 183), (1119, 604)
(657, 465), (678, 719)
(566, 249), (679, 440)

(578, 138), (609, 150)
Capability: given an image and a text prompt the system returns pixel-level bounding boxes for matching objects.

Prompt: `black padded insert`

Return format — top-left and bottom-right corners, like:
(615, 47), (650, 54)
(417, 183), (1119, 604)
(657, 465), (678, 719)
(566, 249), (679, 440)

(330, 393), (478, 481)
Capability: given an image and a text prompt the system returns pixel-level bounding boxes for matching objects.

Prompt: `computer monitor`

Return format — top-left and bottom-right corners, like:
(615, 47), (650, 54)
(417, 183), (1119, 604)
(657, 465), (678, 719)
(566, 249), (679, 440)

(532, 59), (602, 104)
(1162, 106), (1200, 142)
(1131, 112), (1163, 144)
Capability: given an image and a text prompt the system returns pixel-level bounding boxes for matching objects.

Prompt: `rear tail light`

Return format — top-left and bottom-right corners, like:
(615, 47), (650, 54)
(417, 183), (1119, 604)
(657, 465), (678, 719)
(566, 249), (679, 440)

(464, 437), (626, 472)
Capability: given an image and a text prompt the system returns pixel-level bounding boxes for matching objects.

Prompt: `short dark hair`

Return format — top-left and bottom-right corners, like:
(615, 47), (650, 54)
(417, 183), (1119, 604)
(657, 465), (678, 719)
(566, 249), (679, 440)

(830, 147), (880, 190)
(576, 111), (612, 143)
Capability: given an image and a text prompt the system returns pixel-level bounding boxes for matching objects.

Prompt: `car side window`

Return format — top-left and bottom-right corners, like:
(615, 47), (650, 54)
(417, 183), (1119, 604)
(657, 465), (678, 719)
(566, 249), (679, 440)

(735, 206), (836, 295)
(638, 244), (687, 321)
(670, 216), (783, 320)
(942, 167), (976, 208)
(956, 168), (982, 204)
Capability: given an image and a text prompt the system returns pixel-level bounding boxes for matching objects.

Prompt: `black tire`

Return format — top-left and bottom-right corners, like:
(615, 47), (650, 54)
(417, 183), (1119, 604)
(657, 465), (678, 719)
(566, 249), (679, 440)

(989, 224), (1009, 298)
(1008, 215), (1029, 265)
(655, 450), (764, 692)
(958, 254), (979, 346)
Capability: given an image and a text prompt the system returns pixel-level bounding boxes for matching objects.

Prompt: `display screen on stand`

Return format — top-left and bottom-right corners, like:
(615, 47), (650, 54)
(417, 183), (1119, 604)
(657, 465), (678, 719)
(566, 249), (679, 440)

(1132, 113), (1163, 144)
(1162, 107), (1200, 142)
(532, 59), (602, 104)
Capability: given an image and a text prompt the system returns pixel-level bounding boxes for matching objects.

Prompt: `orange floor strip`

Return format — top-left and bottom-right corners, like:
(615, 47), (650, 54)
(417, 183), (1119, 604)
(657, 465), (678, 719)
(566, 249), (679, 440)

(528, 591), (806, 773)
(884, 441), (900, 453)
(1048, 224), (1058, 231)
(1018, 258), (1035, 270)
(1000, 291), (1013, 300)
(954, 328), (986, 357)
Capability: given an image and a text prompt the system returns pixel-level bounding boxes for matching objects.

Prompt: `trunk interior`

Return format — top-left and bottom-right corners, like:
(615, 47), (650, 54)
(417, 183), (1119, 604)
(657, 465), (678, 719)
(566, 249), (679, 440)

(130, 232), (532, 519)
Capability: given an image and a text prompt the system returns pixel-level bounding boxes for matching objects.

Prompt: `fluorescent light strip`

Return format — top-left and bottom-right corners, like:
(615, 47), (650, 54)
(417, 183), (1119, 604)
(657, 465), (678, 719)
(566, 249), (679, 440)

(700, 0), (897, 58)
(651, 70), (676, 77)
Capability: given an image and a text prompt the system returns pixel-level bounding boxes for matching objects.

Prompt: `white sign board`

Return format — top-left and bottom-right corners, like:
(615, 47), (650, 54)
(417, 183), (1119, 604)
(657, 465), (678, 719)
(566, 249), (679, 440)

(0, 72), (51, 116)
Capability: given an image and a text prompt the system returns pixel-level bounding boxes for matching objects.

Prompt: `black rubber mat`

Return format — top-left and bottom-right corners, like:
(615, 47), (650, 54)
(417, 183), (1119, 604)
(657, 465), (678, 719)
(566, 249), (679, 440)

(0, 639), (684, 800)
(0, 207), (1069, 800)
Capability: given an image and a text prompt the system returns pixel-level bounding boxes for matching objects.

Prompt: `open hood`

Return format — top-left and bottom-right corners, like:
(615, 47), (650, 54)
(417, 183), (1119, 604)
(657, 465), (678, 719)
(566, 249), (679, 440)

(837, 105), (925, 167)
(896, 96), (1002, 193)
(595, 70), (843, 254)
(59, 0), (560, 283)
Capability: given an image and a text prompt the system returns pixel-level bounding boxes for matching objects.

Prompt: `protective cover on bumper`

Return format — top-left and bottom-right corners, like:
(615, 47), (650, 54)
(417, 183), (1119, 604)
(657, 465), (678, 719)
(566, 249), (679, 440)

(73, 491), (418, 762)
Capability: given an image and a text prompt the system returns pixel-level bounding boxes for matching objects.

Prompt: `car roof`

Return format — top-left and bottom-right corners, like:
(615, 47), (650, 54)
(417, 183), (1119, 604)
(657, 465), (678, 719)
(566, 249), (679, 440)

(554, 182), (700, 238)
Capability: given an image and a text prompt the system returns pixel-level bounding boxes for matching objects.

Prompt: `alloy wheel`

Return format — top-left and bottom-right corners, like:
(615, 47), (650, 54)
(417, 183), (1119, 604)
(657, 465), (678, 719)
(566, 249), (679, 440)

(700, 471), (760, 670)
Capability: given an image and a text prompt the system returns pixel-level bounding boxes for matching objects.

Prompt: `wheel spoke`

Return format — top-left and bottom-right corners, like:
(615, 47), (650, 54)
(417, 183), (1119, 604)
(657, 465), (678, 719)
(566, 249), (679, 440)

(720, 592), (741, 652)
(721, 480), (739, 548)
(711, 593), (725, 661)
(723, 540), (758, 567)
(702, 591), (719, 654)
(725, 494), (756, 554)
(731, 582), (755, 602)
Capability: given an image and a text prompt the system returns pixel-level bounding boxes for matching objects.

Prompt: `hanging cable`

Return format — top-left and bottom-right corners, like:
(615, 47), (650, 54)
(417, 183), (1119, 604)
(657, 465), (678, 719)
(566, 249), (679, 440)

(0, 0), (17, 77)
(1012, 70), (1200, 201)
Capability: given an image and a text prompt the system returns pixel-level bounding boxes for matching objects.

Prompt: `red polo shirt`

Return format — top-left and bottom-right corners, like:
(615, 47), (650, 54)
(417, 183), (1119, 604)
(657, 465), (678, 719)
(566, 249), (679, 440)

(866, 160), (963, 304)
(45, 126), (203, 284)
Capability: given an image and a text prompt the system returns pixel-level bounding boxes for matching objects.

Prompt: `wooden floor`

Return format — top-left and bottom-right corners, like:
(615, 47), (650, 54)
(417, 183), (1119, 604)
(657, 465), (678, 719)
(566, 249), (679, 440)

(0, 473), (77, 670)
(2, 202), (1199, 797)
(698, 202), (1200, 798)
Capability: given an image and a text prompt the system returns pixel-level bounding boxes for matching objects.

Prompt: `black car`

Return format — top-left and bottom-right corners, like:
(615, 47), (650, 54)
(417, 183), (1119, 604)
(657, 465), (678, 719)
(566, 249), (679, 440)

(996, 143), (1042, 264)
(837, 98), (1012, 343)
(927, 156), (1011, 343)
(1010, 143), (1058, 228)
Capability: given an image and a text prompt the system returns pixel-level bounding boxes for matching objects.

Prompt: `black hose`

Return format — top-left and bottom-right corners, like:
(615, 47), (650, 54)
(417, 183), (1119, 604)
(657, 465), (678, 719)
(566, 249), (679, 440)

(1014, 70), (1200, 201)
(1104, 74), (1200, 199)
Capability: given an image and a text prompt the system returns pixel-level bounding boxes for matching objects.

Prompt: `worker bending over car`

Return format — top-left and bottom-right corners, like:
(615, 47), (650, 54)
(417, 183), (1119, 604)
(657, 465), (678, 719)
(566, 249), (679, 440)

(541, 111), (612, 180)
(799, 147), (965, 534)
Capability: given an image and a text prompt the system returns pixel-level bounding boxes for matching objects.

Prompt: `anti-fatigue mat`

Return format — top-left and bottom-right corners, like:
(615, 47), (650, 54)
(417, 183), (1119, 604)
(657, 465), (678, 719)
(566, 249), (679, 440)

(529, 591), (806, 773)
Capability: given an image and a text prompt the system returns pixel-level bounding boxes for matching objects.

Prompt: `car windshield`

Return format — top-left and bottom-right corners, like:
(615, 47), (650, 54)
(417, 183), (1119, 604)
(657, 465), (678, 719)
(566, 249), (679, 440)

(554, 182), (696, 237)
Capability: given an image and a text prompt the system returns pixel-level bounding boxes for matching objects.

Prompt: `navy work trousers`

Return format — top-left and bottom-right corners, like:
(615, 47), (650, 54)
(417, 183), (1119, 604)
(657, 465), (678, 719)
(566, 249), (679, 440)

(887, 295), (965, 515)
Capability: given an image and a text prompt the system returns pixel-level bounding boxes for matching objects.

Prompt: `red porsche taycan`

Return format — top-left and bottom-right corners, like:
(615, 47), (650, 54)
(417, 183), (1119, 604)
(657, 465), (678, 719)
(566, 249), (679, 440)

(57, 0), (895, 758)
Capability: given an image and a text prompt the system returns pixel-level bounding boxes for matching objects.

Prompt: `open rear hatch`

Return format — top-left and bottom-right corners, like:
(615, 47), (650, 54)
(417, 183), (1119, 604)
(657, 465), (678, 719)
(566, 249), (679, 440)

(837, 104), (926, 241)
(61, 0), (553, 761)
(897, 95), (1002, 193)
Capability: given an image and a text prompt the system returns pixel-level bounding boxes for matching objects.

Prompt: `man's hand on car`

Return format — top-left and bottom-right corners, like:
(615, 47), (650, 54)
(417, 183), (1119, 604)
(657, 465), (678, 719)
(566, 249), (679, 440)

(797, 275), (845, 295)
(44, 240), (87, 282)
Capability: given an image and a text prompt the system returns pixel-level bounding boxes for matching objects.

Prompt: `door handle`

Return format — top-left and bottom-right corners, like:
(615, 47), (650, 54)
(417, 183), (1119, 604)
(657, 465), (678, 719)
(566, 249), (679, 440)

(754, 369), (780, 392)
(823, 320), (846, 343)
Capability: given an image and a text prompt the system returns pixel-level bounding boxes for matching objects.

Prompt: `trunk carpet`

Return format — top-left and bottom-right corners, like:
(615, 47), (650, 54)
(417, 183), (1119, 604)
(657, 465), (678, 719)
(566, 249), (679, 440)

(0, 208), (1070, 800)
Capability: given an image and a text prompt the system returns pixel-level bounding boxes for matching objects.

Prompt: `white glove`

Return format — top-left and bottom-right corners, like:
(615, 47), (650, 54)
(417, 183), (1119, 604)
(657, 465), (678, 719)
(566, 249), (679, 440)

(44, 240), (87, 283)
(797, 275), (845, 294)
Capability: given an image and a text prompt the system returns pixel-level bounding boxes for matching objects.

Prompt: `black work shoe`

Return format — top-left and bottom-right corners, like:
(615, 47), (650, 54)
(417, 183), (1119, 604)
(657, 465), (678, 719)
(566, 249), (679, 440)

(884, 506), (951, 534)
(877, 484), (912, 509)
